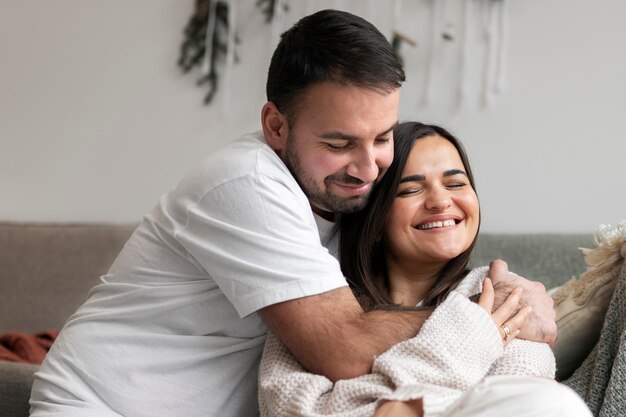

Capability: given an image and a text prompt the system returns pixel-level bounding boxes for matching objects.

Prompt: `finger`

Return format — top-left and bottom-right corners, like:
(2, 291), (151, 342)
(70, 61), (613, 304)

(500, 328), (521, 344)
(499, 305), (532, 343)
(498, 324), (512, 342)
(478, 277), (495, 313)
(506, 305), (532, 330)
(487, 259), (509, 284)
(491, 287), (522, 324)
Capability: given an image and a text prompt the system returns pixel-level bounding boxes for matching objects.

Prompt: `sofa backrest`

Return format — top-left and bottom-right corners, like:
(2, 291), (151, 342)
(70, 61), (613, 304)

(471, 233), (594, 289)
(0, 221), (594, 333)
(0, 222), (136, 333)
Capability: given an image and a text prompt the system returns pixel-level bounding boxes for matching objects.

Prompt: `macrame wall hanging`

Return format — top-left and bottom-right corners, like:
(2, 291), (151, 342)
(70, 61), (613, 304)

(178, 0), (509, 111)
(402, 0), (510, 111)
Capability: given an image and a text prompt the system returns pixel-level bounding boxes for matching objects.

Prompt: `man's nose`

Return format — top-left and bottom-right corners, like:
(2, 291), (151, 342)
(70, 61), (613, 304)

(346, 147), (379, 183)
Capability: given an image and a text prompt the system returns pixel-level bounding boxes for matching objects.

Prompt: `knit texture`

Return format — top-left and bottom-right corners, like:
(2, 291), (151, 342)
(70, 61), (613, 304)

(564, 263), (626, 417)
(259, 268), (556, 417)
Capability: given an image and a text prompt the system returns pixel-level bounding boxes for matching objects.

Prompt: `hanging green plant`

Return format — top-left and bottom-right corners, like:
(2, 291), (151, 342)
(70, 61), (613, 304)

(178, 0), (291, 105)
(256, 0), (289, 23)
(178, 1), (406, 106)
(178, 0), (238, 105)
(391, 30), (415, 68)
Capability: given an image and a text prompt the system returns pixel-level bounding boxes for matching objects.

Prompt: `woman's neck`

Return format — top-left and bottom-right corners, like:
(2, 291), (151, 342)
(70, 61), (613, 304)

(386, 263), (442, 307)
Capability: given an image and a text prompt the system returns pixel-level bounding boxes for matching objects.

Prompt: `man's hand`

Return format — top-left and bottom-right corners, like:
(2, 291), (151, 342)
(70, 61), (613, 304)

(488, 259), (557, 346)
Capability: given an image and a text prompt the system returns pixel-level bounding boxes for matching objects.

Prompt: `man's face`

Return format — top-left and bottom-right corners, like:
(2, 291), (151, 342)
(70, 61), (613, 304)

(283, 82), (399, 218)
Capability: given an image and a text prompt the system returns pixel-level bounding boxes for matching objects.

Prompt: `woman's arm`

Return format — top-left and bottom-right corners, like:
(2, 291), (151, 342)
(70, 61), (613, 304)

(258, 331), (386, 417)
(488, 339), (556, 378)
(259, 287), (433, 382)
(372, 291), (505, 391)
(258, 291), (510, 417)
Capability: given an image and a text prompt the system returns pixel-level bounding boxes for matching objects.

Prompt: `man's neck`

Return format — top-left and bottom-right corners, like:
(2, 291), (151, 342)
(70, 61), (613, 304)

(311, 205), (337, 222)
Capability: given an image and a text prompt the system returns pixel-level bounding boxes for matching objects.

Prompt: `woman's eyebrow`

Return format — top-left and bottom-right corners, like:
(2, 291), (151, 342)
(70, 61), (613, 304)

(400, 169), (467, 183)
(399, 174), (425, 183)
(443, 169), (467, 177)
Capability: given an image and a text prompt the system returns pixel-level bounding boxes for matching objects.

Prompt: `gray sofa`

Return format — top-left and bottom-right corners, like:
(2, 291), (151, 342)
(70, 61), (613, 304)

(0, 221), (594, 417)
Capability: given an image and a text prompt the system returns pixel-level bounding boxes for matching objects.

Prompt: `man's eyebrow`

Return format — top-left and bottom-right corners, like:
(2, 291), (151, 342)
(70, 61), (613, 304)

(319, 121), (399, 141)
(380, 121), (399, 137)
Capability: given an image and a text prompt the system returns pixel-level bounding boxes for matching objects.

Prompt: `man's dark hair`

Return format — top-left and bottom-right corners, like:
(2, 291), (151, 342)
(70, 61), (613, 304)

(266, 9), (405, 123)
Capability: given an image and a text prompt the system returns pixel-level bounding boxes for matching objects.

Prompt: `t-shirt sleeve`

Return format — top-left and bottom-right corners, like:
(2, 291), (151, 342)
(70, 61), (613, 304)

(172, 174), (347, 318)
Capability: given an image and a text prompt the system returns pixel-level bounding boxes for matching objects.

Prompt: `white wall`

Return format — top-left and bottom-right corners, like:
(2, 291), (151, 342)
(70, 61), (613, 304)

(1, 0), (624, 233)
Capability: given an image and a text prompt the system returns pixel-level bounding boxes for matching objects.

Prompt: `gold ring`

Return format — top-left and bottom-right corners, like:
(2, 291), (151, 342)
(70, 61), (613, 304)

(500, 325), (511, 342)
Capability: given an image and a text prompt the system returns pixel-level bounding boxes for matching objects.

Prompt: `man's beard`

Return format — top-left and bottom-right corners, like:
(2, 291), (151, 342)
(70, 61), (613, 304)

(285, 139), (373, 214)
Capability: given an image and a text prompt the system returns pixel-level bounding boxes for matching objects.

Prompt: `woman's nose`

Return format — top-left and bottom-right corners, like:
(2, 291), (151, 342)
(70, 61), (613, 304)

(424, 188), (452, 211)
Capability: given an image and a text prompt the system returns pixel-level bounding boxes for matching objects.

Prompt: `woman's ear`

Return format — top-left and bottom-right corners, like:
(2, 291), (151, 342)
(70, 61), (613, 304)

(261, 102), (288, 153)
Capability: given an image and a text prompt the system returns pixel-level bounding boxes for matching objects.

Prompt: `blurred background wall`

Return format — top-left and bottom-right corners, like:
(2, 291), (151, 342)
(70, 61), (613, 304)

(1, 0), (624, 232)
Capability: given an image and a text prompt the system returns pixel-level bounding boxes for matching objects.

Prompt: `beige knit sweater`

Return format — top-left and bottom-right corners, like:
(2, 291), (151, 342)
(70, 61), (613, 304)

(258, 267), (556, 417)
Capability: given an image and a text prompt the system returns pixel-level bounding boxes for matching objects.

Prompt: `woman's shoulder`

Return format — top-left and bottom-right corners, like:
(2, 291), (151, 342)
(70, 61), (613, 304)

(454, 266), (490, 297)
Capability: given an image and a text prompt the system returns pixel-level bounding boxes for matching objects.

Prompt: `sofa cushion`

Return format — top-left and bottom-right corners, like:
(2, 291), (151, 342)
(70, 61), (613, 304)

(551, 223), (626, 381)
(0, 222), (135, 333)
(0, 362), (39, 417)
(470, 233), (592, 289)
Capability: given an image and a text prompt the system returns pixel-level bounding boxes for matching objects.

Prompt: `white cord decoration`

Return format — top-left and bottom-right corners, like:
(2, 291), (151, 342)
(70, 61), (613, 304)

(421, 0), (440, 107)
(493, 0), (508, 95)
(188, 1), (510, 112)
(418, 0), (510, 110)
(456, 0), (472, 111)
(481, 0), (509, 106)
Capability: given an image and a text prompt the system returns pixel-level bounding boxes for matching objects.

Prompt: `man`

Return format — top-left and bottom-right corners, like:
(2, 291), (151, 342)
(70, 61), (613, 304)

(30, 9), (570, 417)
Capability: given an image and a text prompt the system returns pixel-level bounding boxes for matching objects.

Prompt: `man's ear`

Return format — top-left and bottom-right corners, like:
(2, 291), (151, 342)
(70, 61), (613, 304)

(261, 102), (289, 153)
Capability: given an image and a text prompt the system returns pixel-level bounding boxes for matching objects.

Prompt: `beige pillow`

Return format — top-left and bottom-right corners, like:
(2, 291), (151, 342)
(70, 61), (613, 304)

(551, 222), (626, 381)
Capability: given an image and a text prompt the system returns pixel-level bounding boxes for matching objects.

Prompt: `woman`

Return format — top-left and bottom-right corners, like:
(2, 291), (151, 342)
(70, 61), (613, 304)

(258, 122), (582, 417)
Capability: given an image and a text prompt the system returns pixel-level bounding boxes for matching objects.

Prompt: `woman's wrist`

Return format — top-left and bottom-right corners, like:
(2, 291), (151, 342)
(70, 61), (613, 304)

(374, 399), (424, 417)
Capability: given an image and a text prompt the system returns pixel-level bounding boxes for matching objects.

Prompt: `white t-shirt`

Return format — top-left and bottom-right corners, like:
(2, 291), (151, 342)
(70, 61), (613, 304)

(30, 131), (348, 417)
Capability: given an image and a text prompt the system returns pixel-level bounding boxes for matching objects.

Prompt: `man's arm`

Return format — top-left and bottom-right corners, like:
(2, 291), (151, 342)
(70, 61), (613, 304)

(259, 286), (432, 382)
(487, 259), (557, 346)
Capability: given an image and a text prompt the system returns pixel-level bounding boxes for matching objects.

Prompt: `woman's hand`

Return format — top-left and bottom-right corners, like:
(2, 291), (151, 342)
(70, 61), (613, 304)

(487, 259), (557, 346)
(478, 277), (532, 344)
(374, 399), (424, 417)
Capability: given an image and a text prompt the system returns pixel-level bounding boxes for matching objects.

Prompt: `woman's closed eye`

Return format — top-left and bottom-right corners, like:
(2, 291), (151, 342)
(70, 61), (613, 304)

(397, 185), (424, 197)
(446, 181), (467, 189)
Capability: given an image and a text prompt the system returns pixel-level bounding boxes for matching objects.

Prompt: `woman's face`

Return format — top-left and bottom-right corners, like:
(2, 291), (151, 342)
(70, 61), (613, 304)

(384, 134), (479, 272)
